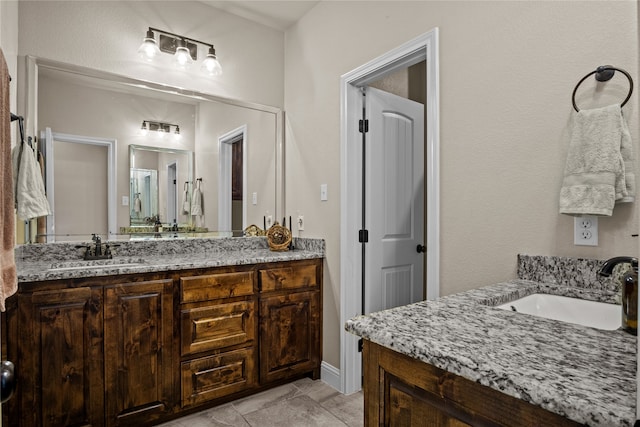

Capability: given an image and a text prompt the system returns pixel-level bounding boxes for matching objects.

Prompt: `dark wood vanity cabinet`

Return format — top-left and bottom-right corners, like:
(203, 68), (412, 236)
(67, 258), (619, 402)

(178, 269), (258, 408)
(3, 258), (322, 427)
(13, 286), (104, 427)
(103, 279), (174, 426)
(363, 340), (582, 427)
(258, 261), (322, 384)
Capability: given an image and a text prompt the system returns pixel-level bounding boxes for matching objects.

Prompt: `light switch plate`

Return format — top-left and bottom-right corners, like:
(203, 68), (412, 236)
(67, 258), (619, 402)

(320, 184), (328, 201)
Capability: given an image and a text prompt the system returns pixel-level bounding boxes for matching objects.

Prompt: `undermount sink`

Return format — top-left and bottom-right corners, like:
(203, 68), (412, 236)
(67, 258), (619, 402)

(48, 257), (147, 271)
(496, 293), (621, 331)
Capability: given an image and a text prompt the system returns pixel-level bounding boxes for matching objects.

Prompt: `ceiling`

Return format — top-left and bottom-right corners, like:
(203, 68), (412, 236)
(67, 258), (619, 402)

(199, 1), (320, 31)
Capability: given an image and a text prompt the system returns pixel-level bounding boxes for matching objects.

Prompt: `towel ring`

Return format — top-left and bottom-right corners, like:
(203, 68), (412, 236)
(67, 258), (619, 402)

(572, 65), (633, 112)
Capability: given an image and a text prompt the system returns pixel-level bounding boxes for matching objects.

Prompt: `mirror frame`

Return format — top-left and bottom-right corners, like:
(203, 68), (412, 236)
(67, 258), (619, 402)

(24, 55), (285, 239)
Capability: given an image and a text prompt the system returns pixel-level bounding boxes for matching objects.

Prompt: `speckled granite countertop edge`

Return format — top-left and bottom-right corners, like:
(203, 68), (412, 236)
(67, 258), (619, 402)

(17, 249), (324, 282)
(345, 280), (636, 426)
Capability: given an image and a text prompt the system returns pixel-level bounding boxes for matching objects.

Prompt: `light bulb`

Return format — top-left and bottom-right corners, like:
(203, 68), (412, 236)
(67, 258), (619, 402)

(140, 122), (148, 136)
(201, 47), (222, 76)
(137, 30), (160, 62)
(174, 40), (193, 69)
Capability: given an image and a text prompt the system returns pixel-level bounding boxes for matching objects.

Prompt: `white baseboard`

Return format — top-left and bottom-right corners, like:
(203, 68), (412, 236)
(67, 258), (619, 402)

(320, 361), (341, 392)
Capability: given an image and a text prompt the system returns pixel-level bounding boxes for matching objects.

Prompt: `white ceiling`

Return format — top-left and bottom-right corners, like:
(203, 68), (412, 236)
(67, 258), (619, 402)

(199, 1), (320, 31)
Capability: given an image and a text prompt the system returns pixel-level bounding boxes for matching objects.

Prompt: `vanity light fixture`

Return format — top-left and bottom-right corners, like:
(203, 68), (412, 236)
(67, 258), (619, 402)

(137, 27), (222, 76)
(141, 121), (181, 136)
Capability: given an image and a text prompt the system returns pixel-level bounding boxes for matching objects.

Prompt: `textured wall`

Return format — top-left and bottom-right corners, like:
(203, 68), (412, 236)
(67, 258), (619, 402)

(284, 1), (639, 370)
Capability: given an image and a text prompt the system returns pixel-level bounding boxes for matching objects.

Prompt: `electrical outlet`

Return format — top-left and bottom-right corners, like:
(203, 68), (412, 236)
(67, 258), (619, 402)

(297, 215), (304, 231)
(574, 215), (598, 246)
(266, 215), (273, 229)
(252, 192), (258, 205)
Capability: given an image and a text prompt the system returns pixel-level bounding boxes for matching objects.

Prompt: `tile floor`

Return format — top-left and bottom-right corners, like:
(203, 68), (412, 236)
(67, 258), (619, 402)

(158, 378), (364, 427)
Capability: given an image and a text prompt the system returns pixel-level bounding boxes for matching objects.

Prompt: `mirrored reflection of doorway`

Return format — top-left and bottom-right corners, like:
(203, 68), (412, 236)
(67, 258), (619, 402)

(167, 162), (177, 225)
(218, 125), (247, 235)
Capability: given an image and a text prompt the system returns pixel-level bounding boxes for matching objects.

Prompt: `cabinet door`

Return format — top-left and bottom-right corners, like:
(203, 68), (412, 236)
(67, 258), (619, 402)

(259, 290), (320, 383)
(104, 279), (174, 426)
(18, 287), (103, 427)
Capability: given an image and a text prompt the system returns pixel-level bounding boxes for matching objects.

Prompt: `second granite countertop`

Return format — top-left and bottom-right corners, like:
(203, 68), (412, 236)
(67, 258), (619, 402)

(345, 279), (637, 426)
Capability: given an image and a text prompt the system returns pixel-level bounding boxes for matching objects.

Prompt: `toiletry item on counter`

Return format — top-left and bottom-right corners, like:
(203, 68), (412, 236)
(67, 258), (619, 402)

(598, 256), (638, 335)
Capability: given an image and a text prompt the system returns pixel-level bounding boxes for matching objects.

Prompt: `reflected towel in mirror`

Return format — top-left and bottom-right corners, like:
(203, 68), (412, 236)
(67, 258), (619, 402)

(191, 180), (203, 216)
(181, 182), (190, 215)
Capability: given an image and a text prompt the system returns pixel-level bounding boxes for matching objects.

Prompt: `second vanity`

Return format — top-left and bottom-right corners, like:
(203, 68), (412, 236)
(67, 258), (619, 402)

(346, 255), (637, 426)
(4, 237), (324, 427)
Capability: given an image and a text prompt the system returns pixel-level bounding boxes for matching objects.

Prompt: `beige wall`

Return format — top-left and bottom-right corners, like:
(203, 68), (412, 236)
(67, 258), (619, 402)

(284, 1), (639, 369)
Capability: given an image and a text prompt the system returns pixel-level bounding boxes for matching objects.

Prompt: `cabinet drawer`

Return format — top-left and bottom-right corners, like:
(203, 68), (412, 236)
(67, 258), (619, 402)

(181, 271), (254, 303)
(181, 300), (256, 356)
(181, 347), (257, 408)
(259, 264), (318, 292)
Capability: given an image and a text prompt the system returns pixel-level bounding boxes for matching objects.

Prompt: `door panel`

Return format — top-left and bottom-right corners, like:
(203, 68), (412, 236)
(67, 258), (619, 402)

(366, 87), (425, 314)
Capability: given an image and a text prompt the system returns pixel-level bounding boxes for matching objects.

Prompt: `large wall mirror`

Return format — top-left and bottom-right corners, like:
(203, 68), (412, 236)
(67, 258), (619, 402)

(24, 56), (283, 242)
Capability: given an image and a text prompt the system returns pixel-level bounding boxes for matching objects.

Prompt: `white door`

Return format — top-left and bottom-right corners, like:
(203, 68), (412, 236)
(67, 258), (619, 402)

(364, 87), (425, 314)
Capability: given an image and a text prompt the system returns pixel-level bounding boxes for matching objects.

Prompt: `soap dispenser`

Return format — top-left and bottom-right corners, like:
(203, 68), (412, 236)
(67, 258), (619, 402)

(598, 256), (639, 335)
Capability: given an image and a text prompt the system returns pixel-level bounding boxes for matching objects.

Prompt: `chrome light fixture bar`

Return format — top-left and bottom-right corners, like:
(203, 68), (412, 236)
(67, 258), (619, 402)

(141, 120), (180, 135)
(137, 27), (222, 76)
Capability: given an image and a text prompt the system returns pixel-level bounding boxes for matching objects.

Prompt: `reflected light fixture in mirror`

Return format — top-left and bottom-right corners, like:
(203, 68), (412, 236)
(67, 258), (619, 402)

(137, 27), (222, 76)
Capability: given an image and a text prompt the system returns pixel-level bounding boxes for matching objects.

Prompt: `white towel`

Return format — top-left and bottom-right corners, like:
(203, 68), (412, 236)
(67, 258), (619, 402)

(559, 104), (635, 216)
(11, 143), (51, 220)
(191, 181), (203, 216)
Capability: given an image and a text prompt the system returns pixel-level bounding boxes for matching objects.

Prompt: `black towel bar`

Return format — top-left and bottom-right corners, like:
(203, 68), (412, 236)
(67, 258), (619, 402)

(572, 65), (633, 112)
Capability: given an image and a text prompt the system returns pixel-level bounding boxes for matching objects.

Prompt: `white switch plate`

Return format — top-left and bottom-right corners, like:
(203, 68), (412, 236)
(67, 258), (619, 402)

(297, 215), (304, 231)
(320, 184), (328, 201)
(252, 192), (258, 205)
(122, 196), (129, 206)
(574, 215), (598, 246)
(266, 215), (273, 228)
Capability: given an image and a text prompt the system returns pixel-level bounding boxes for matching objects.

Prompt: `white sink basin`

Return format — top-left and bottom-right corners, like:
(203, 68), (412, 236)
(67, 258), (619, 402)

(496, 293), (621, 330)
(49, 258), (146, 271)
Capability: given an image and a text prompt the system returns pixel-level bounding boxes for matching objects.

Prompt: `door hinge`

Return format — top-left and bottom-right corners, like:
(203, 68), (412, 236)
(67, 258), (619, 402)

(358, 229), (368, 243)
(358, 338), (363, 353)
(359, 119), (369, 133)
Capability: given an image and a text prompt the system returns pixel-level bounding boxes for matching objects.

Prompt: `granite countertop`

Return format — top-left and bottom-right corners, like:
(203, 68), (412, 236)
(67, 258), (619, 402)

(15, 237), (325, 282)
(345, 279), (637, 426)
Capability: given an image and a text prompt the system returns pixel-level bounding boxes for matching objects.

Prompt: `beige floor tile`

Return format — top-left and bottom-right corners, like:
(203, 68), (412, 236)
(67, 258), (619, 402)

(294, 377), (341, 403)
(243, 395), (348, 427)
(231, 383), (299, 415)
(320, 391), (364, 427)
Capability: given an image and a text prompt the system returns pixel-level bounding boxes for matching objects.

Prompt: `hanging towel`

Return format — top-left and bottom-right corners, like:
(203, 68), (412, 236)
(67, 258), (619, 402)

(0, 48), (17, 312)
(12, 141), (52, 220)
(559, 104), (635, 216)
(191, 180), (203, 216)
(181, 182), (190, 215)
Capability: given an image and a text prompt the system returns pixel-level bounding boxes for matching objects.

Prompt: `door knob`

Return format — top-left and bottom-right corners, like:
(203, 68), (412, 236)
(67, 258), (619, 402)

(416, 244), (426, 253)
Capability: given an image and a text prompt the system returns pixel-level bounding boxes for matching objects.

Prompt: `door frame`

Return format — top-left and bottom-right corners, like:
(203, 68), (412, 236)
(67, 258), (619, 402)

(43, 128), (117, 242)
(339, 28), (440, 394)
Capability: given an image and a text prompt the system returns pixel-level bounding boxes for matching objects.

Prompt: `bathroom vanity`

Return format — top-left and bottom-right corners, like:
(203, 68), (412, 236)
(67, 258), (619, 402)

(346, 255), (637, 426)
(3, 237), (324, 427)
